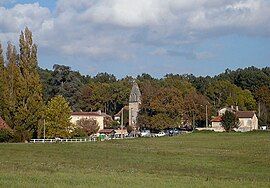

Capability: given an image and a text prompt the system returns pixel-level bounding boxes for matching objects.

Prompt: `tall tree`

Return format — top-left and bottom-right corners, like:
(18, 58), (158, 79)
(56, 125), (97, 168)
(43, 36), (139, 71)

(0, 42), (5, 116)
(48, 64), (83, 111)
(183, 91), (212, 127)
(12, 28), (44, 139)
(221, 111), (239, 132)
(255, 86), (270, 125)
(2, 43), (21, 129)
(93, 72), (116, 83)
(206, 80), (256, 110)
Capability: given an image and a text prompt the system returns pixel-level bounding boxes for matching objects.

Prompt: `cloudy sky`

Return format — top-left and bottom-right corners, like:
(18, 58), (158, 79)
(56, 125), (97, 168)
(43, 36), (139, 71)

(0, 0), (269, 78)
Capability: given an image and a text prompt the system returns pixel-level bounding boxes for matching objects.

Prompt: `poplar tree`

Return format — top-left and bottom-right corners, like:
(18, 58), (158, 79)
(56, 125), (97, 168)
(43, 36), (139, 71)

(0, 42), (4, 115)
(2, 43), (21, 129)
(13, 27), (44, 139)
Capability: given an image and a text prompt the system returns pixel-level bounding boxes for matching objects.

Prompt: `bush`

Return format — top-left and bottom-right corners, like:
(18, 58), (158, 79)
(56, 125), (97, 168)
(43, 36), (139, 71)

(76, 118), (99, 136)
(0, 129), (13, 143)
(106, 120), (120, 129)
(72, 127), (88, 138)
(13, 128), (31, 142)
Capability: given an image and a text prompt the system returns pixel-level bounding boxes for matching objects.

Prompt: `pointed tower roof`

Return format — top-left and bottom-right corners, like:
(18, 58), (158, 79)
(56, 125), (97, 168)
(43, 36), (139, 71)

(129, 82), (141, 103)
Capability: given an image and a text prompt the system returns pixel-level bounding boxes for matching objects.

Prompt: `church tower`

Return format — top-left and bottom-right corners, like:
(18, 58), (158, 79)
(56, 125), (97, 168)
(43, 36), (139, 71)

(129, 82), (141, 128)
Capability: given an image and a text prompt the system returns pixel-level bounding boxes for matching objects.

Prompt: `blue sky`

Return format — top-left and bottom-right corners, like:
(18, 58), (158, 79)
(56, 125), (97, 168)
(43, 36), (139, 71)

(0, 0), (270, 78)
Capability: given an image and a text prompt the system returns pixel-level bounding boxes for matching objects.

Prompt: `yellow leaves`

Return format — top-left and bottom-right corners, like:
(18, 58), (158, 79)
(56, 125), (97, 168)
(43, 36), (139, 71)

(150, 86), (184, 115)
(45, 95), (72, 138)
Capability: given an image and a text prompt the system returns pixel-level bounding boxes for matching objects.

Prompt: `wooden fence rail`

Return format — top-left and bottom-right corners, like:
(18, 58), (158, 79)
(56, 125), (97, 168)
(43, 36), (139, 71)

(30, 138), (97, 143)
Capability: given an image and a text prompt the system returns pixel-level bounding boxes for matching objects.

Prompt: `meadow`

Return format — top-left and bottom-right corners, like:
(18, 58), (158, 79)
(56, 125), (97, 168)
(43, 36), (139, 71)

(0, 132), (269, 187)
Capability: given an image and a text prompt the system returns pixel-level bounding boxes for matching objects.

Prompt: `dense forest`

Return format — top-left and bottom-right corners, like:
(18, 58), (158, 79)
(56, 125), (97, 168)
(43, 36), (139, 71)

(0, 28), (270, 141)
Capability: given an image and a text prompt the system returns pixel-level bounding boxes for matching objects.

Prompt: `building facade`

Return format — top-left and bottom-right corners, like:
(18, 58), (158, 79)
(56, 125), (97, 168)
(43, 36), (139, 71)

(70, 111), (108, 131)
(235, 111), (258, 132)
(210, 107), (258, 132)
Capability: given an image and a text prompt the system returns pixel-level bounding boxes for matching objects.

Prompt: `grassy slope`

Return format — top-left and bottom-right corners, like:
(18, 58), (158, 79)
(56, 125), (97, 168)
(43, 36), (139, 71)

(0, 132), (269, 187)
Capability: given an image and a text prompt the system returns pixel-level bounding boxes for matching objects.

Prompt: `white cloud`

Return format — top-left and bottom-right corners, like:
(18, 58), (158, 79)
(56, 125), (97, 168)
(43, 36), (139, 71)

(0, 3), (52, 43)
(0, 0), (270, 61)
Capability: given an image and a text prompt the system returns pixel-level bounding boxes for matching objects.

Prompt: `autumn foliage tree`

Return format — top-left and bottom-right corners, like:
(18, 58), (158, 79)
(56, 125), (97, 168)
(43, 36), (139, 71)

(76, 118), (99, 136)
(16, 28), (44, 139)
(137, 75), (212, 130)
(45, 95), (73, 138)
(0, 28), (44, 141)
(206, 80), (256, 111)
(255, 86), (270, 125)
(0, 42), (5, 116)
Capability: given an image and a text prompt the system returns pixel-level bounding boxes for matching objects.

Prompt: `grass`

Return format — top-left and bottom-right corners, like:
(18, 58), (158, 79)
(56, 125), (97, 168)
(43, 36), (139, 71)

(0, 132), (269, 187)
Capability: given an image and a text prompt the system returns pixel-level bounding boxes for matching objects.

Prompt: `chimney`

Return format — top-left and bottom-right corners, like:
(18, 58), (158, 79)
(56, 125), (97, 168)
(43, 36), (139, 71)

(236, 106), (239, 111)
(97, 110), (102, 115)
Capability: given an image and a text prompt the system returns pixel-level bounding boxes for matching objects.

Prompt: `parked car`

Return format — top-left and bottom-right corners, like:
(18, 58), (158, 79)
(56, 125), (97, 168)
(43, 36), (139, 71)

(179, 125), (193, 131)
(166, 128), (180, 136)
(173, 128), (180, 135)
(155, 131), (166, 137)
(128, 131), (140, 138)
(140, 130), (151, 137)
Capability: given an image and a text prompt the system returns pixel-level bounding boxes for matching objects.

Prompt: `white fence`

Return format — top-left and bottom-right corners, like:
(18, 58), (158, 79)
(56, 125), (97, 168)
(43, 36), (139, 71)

(30, 138), (97, 143)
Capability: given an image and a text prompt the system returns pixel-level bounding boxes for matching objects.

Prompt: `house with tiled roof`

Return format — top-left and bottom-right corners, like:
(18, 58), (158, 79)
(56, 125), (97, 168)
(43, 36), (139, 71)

(70, 110), (112, 131)
(210, 116), (225, 132)
(210, 106), (258, 132)
(235, 111), (258, 132)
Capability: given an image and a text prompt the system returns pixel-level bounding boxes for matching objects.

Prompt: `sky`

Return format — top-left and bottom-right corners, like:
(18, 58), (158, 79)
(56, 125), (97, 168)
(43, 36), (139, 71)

(0, 0), (270, 78)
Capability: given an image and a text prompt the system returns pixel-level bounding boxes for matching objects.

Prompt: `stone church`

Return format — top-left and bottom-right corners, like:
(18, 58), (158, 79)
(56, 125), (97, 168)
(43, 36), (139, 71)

(129, 82), (141, 128)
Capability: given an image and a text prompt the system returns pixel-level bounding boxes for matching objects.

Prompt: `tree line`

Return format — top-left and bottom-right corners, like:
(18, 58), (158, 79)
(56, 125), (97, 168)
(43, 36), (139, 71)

(0, 28), (270, 142)
(38, 65), (270, 130)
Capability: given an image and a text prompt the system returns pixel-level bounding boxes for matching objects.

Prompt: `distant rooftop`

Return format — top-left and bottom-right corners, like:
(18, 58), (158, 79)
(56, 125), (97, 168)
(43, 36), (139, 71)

(211, 116), (222, 122)
(72, 112), (102, 116)
(71, 111), (112, 119)
(236, 111), (255, 118)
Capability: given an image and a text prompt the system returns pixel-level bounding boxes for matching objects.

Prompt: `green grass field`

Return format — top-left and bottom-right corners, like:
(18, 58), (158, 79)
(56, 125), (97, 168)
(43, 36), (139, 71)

(0, 132), (269, 187)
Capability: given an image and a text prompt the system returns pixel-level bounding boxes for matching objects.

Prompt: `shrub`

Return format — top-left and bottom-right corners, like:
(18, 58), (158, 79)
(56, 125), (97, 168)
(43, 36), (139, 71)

(76, 118), (99, 136)
(0, 129), (13, 143)
(106, 120), (120, 129)
(72, 127), (88, 138)
(13, 126), (31, 142)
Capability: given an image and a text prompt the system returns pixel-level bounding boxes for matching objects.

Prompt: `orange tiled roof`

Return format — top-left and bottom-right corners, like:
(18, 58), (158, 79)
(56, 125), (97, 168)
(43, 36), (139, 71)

(98, 129), (115, 134)
(211, 116), (222, 122)
(71, 112), (102, 116)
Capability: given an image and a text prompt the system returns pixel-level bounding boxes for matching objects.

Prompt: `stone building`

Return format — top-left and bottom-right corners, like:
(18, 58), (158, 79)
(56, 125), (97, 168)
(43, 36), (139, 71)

(129, 82), (141, 128)
(235, 111), (258, 132)
(70, 110), (112, 131)
(210, 106), (258, 132)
